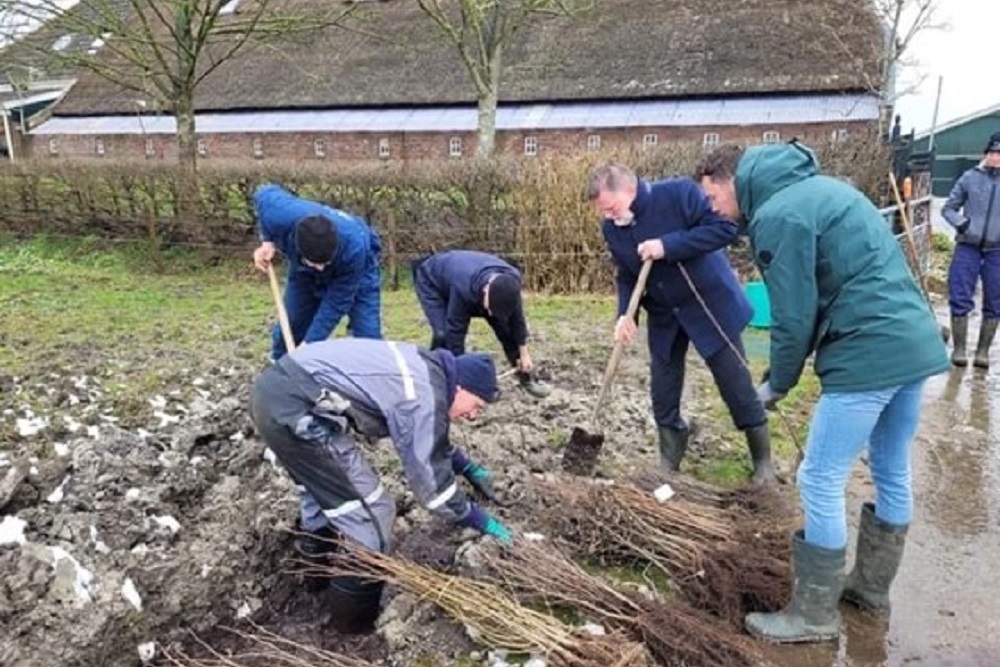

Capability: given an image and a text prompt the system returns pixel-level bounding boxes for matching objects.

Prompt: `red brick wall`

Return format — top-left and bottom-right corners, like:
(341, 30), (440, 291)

(25, 121), (875, 163)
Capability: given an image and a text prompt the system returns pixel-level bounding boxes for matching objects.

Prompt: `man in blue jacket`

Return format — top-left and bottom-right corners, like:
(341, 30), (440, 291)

(252, 184), (382, 360)
(412, 250), (551, 398)
(941, 131), (1000, 369)
(251, 339), (511, 629)
(588, 162), (775, 486)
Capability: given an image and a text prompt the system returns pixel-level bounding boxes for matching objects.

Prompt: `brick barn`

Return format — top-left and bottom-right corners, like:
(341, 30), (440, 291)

(21, 0), (885, 164)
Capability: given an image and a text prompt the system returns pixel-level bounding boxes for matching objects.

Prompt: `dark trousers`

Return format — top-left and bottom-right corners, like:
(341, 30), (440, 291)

(650, 328), (765, 432)
(948, 243), (1000, 318)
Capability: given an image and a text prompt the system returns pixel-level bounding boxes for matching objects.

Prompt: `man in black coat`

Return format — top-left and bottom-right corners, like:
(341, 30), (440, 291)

(412, 250), (551, 399)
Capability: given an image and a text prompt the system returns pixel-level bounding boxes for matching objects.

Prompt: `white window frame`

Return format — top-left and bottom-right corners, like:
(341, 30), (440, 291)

(524, 136), (538, 157)
(702, 132), (720, 149)
(378, 137), (391, 159)
(48, 138), (59, 156)
(196, 138), (207, 157)
(642, 133), (658, 150)
(832, 128), (849, 142)
(252, 137), (264, 158)
(313, 139), (326, 158)
(145, 138), (156, 158)
(448, 136), (462, 158)
(763, 130), (781, 144)
(94, 137), (105, 156)
(587, 134), (601, 151)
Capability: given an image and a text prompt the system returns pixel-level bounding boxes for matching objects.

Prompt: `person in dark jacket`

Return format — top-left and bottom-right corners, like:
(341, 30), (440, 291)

(588, 162), (776, 486)
(941, 131), (1000, 369)
(697, 142), (949, 644)
(412, 250), (551, 398)
(252, 184), (382, 360)
(251, 339), (511, 629)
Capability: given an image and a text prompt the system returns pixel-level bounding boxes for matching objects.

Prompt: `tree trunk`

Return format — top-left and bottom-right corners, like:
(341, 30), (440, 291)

(476, 46), (503, 158)
(173, 92), (199, 234)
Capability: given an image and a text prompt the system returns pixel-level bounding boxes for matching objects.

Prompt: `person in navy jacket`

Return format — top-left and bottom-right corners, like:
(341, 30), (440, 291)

(252, 184), (382, 360)
(588, 162), (775, 486)
(412, 250), (551, 398)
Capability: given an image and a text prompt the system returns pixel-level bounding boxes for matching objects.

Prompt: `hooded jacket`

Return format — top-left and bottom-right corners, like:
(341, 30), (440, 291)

(942, 164), (1000, 248)
(736, 143), (949, 394)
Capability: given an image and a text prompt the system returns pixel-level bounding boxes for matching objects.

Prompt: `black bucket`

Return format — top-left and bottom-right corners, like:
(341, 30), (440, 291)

(327, 575), (384, 634)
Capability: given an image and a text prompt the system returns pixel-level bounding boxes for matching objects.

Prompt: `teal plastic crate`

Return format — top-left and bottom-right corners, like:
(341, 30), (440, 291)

(745, 281), (771, 329)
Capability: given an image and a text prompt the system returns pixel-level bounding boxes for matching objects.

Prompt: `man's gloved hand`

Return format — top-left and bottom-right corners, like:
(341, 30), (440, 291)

(957, 218), (971, 234)
(456, 503), (513, 545)
(461, 460), (501, 504)
(756, 381), (785, 411)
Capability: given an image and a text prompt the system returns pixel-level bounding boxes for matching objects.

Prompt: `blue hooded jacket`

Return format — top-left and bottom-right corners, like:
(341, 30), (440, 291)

(254, 184), (381, 344)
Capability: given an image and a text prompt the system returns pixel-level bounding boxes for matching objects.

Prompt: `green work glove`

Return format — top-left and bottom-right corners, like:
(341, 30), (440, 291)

(458, 504), (513, 545)
(461, 461), (500, 504)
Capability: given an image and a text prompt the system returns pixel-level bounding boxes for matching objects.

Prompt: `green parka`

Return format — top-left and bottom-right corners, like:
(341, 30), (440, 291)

(736, 142), (949, 394)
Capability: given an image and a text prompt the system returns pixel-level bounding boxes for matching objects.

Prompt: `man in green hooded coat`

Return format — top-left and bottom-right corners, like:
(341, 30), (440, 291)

(696, 142), (949, 644)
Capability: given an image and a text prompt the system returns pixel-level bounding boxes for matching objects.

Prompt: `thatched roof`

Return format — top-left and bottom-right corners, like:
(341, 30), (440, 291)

(47, 0), (883, 116)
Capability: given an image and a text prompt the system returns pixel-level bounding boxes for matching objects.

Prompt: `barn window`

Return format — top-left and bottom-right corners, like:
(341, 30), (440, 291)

(196, 138), (207, 157)
(252, 137), (264, 158)
(763, 130), (781, 144)
(642, 133), (658, 150)
(702, 132), (720, 149)
(313, 139), (326, 158)
(145, 138), (156, 158)
(587, 134), (601, 151)
(48, 138), (59, 155)
(449, 136), (462, 157)
(94, 137), (105, 156)
(524, 136), (538, 156)
(832, 128), (849, 142)
(378, 137), (390, 159)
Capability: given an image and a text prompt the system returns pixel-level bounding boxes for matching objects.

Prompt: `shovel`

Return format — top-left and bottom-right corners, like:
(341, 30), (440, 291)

(268, 263), (297, 353)
(562, 258), (653, 476)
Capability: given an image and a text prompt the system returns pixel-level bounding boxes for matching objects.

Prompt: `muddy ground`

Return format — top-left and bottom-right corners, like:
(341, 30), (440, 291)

(1, 309), (998, 666)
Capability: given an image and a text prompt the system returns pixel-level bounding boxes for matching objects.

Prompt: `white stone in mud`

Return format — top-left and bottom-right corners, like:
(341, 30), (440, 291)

(137, 642), (156, 663)
(152, 515), (181, 533)
(121, 577), (143, 611)
(46, 546), (96, 605)
(16, 414), (48, 436)
(46, 475), (71, 503)
(0, 515), (27, 545)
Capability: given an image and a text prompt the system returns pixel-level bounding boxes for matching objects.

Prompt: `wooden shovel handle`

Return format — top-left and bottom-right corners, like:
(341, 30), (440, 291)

(591, 259), (653, 423)
(267, 263), (296, 353)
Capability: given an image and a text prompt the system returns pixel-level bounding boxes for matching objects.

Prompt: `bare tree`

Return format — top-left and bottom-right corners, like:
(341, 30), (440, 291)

(0, 0), (356, 174)
(874, 0), (944, 135)
(415, 0), (592, 158)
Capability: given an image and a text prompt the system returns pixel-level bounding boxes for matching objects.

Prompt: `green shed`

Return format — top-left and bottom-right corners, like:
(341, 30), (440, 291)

(912, 102), (1000, 197)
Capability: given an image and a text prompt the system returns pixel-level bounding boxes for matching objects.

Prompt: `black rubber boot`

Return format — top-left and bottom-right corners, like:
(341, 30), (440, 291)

(657, 426), (689, 471)
(973, 317), (998, 369)
(744, 423), (777, 487)
(842, 503), (908, 617)
(328, 575), (385, 634)
(745, 530), (845, 643)
(951, 316), (969, 367)
(294, 523), (340, 561)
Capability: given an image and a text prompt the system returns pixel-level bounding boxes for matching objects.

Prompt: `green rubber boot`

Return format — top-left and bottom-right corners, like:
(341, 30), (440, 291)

(973, 317), (998, 369)
(744, 423), (777, 487)
(842, 503), (908, 617)
(657, 426), (689, 471)
(950, 316), (969, 367)
(745, 530), (845, 643)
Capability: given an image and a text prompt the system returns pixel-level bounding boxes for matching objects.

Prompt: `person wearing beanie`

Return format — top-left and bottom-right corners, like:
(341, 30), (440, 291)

(250, 338), (511, 629)
(412, 249), (551, 399)
(941, 131), (1000, 369)
(588, 161), (777, 488)
(252, 183), (383, 361)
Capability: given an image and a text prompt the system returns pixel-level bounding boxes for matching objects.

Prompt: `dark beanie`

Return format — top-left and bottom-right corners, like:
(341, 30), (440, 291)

(296, 215), (338, 264)
(489, 274), (522, 320)
(455, 353), (499, 403)
(985, 132), (1000, 154)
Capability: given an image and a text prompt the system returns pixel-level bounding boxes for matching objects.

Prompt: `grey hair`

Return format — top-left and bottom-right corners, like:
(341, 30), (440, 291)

(587, 163), (637, 200)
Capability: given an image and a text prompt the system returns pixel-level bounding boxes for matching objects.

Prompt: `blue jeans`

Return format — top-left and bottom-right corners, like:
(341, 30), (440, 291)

(798, 380), (925, 549)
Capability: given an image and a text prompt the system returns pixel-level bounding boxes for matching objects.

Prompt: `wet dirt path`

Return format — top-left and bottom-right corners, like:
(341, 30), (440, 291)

(761, 322), (1000, 667)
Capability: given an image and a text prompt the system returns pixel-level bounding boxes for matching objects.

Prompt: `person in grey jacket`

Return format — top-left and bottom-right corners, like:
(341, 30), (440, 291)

(942, 131), (1000, 369)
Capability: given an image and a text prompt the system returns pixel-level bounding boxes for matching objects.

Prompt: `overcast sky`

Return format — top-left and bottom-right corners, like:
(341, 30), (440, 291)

(893, 0), (998, 135)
